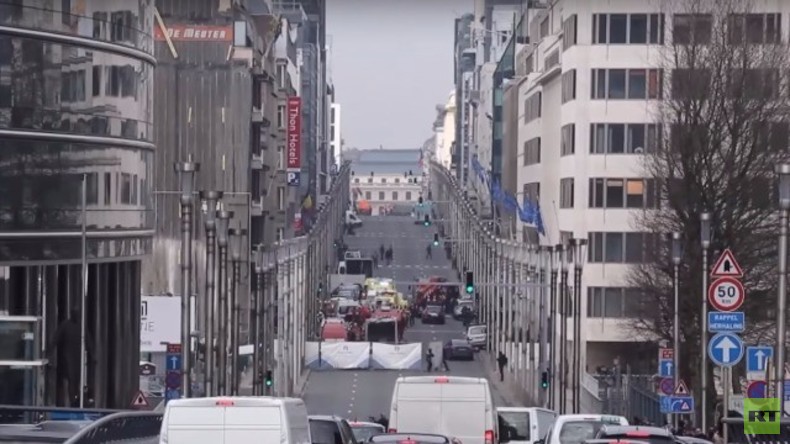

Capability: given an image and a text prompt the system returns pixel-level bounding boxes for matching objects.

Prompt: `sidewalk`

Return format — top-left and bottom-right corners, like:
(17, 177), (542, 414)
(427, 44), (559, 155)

(479, 350), (535, 407)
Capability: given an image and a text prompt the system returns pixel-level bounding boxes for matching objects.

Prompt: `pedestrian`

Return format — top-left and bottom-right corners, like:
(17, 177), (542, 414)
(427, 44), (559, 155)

(440, 344), (451, 371)
(426, 243), (432, 259)
(426, 348), (434, 372)
(497, 351), (508, 382)
(380, 244), (385, 258)
(372, 252), (379, 268)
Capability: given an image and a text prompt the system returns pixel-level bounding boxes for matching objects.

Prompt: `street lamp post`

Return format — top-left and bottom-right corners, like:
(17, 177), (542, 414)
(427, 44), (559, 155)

(253, 246), (264, 396)
(699, 211), (711, 429)
(548, 246), (559, 410)
(558, 244), (570, 413)
(199, 191), (222, 397)
(215, 210), (233, 395)
(671, 232), (682, 428)
(538, 246), (549, 408)
(228, 228), (245, 395)
(775, 164), (790, 408)
(571, 238), (587, 414)
(175, 160), (200, 398)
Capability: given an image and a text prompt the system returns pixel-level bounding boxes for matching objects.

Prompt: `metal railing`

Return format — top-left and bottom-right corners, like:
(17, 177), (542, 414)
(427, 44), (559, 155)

(593, 374), (663, 425)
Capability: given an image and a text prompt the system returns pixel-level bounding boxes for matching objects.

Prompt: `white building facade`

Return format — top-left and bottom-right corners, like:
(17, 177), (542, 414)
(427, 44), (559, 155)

(352, 173), (422, 216)
(513, 0), (790, 370)
(331, 103), (342, 167)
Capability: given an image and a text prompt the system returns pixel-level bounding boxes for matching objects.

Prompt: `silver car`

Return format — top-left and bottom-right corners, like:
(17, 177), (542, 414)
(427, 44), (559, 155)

(466, 324), (487, 350)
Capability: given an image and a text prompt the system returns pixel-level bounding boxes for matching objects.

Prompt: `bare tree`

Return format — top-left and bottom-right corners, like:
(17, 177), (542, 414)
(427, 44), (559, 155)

(628, 0), (790, 411)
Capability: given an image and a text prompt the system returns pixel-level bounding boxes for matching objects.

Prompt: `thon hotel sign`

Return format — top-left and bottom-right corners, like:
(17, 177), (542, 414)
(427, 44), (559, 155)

(286, 97), (302, 182)
(154, 24), (233, 42)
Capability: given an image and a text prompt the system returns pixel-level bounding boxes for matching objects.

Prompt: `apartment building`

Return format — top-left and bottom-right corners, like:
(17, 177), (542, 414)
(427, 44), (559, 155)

(513, 0), (790, 370)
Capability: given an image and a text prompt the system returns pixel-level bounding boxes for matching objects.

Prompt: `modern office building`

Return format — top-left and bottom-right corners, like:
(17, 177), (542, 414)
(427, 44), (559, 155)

(346, 149), (423, 216)
(0, 0), (155, 407)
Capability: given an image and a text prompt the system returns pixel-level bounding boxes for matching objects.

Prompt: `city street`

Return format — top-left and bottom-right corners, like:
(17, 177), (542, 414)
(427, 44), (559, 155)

(303, 215), (510, 418)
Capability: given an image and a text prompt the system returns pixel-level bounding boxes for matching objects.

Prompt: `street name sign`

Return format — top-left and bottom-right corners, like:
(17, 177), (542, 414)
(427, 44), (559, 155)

(747, 346), (773, 373)
(711, 249), (743, 278)
(707, 311), (745, 332)
(708, 332), (745, 367)
(708, 277), (745, 312)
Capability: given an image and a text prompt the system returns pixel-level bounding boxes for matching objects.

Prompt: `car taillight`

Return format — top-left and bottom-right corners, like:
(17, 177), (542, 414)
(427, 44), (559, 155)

(435, 376), (449, 383)
(485, 429), (494, 444)
(388, 428), (397, 433)
(215, 399), (234, 406)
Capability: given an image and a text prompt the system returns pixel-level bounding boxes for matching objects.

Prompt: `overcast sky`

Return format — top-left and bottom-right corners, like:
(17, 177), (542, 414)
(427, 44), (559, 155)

(327, 0), (472, 150)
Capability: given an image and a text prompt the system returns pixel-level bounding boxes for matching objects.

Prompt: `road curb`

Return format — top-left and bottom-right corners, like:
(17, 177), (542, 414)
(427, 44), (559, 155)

(295, 369), (312, 397)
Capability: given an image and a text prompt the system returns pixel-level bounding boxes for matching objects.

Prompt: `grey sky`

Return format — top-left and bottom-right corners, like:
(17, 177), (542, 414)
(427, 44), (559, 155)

(327, 0), (472, 150)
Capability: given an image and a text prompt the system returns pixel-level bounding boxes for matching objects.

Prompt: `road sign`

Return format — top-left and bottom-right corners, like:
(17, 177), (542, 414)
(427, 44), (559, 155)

(747, 380), (768, 399)
(659, 348), (674, 360)
(659, 378), (675, 395)
(711, 249), (743, 278)
(747, 346), (773, 373)
(659, 359), (674, 377)
(131, 391), (149, 408)
(166, 354), (182, 371)
(708, 277), (745, 312)
(707, 311), (745, 332)
(708, 332), (745, 366)
(166, 343), (182, 354)
(674, 380), (690, 396)
(165, 371), (182, 389)
(660, 396), (695, 414)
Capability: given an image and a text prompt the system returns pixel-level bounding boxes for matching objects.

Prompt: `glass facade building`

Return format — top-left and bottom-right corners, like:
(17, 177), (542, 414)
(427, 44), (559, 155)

(0, 0), (155, 408)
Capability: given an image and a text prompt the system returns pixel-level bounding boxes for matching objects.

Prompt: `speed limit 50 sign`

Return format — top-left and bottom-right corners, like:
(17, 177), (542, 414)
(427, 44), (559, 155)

(708, 276), (745, 312)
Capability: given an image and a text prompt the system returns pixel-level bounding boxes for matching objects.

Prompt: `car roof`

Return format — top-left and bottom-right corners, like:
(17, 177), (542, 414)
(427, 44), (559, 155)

(371, 432), (449, 442)
(309, 414), (346, 422)
(557, 414), (628, 425)
(348, 421), (385, 428)
(598, 425), (671, 436)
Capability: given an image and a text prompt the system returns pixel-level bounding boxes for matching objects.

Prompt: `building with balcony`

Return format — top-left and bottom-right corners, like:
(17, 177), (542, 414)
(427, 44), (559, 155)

(346, 149), (423, 216)
(0, 0), (155, 407)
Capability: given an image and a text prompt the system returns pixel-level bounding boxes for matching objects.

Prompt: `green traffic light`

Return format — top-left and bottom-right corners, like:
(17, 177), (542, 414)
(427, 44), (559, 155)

(465, 285), (474, 294)
(541, 382), (549, 389)
(424, 222), (430, 227)
(265, 379), (273, 387)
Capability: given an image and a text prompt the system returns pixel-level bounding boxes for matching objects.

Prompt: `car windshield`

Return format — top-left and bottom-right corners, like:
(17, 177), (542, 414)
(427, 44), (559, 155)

(310, 420), (343, 444)
(426, 306), (441, 313)
(560, 421), (611, 444)
(351, 425), (384, 442)
(338, 289), (356, 298)
(468, 326), (486, 335)
(499, 411), (530, 441)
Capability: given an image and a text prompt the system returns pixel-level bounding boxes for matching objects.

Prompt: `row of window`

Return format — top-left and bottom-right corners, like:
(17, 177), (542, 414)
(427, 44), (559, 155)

(592, 13), (665, 45)
(361, 191), (414, 201)
(353, 177), (420, 184)
(588, 231), (658, 264)
(587, 287), (647, 318)
(589, 178), (657, 209)
(523, 138), (541, 166)
(591, 69), (663, 100)
(58, 65), (138, 103)
(83, 171), (146, 206)
(673, 13), (781, 45)
(672, 68), (780, 100)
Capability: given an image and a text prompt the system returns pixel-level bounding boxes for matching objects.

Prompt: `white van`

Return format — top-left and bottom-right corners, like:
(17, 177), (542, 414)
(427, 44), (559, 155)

(346, 210), (363, 227)
(388, 375), (497, 444)
(497, 407), (557, 444)
(159, 396), (311, 444)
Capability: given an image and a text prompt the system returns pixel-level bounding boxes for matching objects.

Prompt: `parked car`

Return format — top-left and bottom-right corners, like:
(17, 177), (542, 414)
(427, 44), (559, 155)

(422, 305), (445, 324)
(466, 324), (487, 350)
(443, 339), (474, 360)
(309, 415), (359, 444)
(453, 299), (475, 319)
(594, 425), (676, 444)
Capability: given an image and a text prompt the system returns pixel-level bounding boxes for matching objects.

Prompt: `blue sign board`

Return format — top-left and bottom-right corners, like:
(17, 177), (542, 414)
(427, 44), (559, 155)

(166, 389), (181, 401)
(659, 359), (674, 377)
(707, 312), (745, 333)
(166, 371), (181, 389)
(784, 381), (790, 403)
(50, 411), (104, 421)
(659, 378), (675, 396)
(747, 380), (768, 399)
(287, 171), (300, 186)
(747, 346), (773, 373)
(660, 396), (695, 414)
(708, 332), (744, 367)
(166, 354), (182, 371)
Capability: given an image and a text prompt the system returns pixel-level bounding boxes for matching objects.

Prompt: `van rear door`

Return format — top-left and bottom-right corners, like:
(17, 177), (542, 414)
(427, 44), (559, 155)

(162, 398), (285, 444)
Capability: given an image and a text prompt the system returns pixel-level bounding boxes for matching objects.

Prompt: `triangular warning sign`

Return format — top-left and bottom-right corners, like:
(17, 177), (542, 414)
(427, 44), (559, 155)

(131, 391), (149, 408)
(674, 380), (690, 396)
(711, 249), (743, 278)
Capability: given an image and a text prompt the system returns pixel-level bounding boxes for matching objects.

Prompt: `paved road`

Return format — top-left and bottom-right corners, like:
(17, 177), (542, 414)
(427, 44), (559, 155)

(303, 215), (510, 419)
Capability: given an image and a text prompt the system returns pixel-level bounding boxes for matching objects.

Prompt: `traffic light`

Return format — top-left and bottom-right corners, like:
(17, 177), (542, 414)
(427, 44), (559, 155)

(418, 196), (424, 206)
(433, 233), (440, 246)
(423, 215), (431, 227)
(264, 370), (273, 388)
(541, 371), (549, 389)
(465, 271), (474, 294)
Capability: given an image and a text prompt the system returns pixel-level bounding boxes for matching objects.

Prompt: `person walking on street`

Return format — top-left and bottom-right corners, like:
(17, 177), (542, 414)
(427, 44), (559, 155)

(372, 252), (379, 268)
(380, 244), (385, 259)
(426, 348), (435, 372)
(497, 352), (508, 382)
(426, 243), (432, 259)
(440, 343), (452, 371)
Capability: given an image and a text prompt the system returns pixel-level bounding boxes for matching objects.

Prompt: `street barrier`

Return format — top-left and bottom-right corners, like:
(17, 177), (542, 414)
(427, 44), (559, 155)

(304, 341), (370, 370)
(370, 343), (422, 370)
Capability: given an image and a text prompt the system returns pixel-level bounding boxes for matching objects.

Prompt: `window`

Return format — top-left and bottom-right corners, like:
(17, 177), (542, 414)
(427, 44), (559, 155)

(367, 177), (373, 183)
(277, 104), (286, 129)
(523, 182), (540, 202)
(277, 145), (285, 169)
(524, 92), (542, 123)
(593, 13), (664, 44)
(120, 173), (131, 204)
(378, 192), (384, 200)
(523, 138), (541, 166)
(729, 68), (780, 99)
(103, 172), (111, 205)
(110, 11), (134, 43)
(590, 123), (661, 154)
(394, 178), (400, 184)
(365, 191), (371, 200)
(673, 14), (713, 44)
(277, 187), (285, 210)
(672, 69), (711, 100)
(276, 228), (284, 242)
(561, 70), (576, 103)
(562, 15), (578, 50)
(588, 232), (657, 263)
(381, 178), (387, 184)
(545, 50), (560, 70)
(587, 287), (647, 318)
(277, 63), (287, 89)
(728, 13), (782, 44)
(592, 69), (662, 100)
(92, 66), (101, 96)
(589, 178), (657, 209)
(405, 191), (412, 200)
(561, 124), (575, 156)
(560, 178), (574, 208)
(354, 178), (360, 183)
(540, 16), (549, 38)
(86, 173), (98, 204)
(525, 53), (534, 75)
(131, 174), (138, 205)
(392, 191), (398, 201)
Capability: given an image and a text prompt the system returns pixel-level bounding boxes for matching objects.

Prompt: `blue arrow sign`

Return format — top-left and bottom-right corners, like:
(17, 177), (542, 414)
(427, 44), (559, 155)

(747, 346), (773, 373)
(707, 312), (745, 332)
(659, 359), (674, 377)
(660, 396), (695, 414)
(166, 354), (182, 371)
(708, 332), (744, 367)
